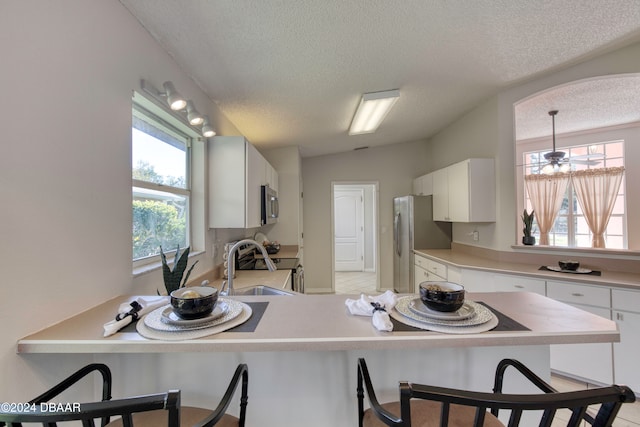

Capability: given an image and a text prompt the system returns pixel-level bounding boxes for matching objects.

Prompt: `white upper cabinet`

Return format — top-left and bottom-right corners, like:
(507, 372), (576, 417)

(265, 161), (278, 192)
(412, 173), (433, 196)
(432, 168), (449, 220)
(208, 136), (277, 228)
(432, 158), (495, 222)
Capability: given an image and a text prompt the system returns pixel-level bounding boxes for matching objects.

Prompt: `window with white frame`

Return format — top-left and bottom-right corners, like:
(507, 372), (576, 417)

(132, 101), (192, 262)
(523, 140), (626, 249)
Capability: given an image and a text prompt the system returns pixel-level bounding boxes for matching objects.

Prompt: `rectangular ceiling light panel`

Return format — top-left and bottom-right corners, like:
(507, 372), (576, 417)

(349, 89), (400, 135)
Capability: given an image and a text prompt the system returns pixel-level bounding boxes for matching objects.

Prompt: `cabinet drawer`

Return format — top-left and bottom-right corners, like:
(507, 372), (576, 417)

(493, 274), (545, 295)
(414, 256), (447, 278)
(414, 265), (446, 282)
(612, 288), (640, 313)
(414, 255), (428, 269)
(414, 265), (429, 286)
(547, 281), (610, 308)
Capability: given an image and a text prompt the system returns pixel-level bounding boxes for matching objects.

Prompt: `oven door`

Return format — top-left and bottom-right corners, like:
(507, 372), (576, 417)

(261, 185), (279, 225)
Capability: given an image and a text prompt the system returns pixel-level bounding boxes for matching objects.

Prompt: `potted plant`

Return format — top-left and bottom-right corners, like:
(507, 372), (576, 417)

(521, 209), (536, 245)
(159, 246), (199, 295)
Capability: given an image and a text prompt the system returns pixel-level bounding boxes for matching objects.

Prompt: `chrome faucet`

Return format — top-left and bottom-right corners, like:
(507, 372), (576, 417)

(221, 239), (277, 295)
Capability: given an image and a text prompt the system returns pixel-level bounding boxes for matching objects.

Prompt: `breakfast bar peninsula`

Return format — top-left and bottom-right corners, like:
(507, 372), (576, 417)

(18, 291), (618, 427)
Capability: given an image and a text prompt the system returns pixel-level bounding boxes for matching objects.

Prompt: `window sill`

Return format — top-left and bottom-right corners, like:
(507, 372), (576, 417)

(511, 244), (640, 259)
(132, 250), (205, 278)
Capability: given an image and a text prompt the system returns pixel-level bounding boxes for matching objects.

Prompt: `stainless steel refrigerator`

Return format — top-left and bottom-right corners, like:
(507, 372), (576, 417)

(393, 195), (452, 293)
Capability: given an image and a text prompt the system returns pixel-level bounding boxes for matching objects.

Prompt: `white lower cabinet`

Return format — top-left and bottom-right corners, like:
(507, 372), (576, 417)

(458, 269), (494, 293)
(612, 289), (640, 393)
(413, 265), (446, 293)
(446, 266), (462, 285)
(493, 274), (546, 295)
(413, 255), (449, 292)
(547, 280), (613, 385)
(424, 258), (634, 389)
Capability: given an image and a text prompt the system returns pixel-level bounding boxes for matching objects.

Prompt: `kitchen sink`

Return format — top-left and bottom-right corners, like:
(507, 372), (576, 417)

(233, 285), (294, 296)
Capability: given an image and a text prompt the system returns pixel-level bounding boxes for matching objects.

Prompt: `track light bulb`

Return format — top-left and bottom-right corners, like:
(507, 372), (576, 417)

(186, 101), (204, 125)
(162, 81), (187, 111)
(202, 117), (216, 138)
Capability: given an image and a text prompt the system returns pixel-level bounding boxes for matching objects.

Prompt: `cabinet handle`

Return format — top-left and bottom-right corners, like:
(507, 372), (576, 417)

(571, 293), (584, 297)
(514, 285), (524, 289)
(616, 313), (624, 321)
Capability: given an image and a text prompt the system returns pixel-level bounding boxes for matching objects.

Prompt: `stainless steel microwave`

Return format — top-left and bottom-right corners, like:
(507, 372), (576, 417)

(261, 185), (279, 225)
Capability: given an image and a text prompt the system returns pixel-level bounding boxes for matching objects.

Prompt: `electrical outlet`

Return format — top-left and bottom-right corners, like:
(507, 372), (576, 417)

(473, 230), (479, 241)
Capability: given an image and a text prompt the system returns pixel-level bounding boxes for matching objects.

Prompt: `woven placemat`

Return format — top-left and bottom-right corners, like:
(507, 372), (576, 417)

(122, 301), (268, 334)
(391, 301), (529, 332)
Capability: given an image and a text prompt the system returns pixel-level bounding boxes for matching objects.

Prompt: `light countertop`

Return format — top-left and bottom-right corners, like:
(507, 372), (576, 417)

(18, 291), (618, 354)
(415, 249), (640, 290)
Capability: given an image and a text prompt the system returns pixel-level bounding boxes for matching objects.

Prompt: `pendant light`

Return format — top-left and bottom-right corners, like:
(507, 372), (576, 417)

(541, 110), (570, 174)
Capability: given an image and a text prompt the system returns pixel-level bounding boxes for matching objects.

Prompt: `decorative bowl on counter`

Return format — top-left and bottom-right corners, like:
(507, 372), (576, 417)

(558, 260), (580, 271)
(419, 282), (465, 312)
(170, 286), (218, 319)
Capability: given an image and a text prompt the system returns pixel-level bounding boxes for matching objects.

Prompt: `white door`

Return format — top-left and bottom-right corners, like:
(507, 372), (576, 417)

(334, 189), (364, 271)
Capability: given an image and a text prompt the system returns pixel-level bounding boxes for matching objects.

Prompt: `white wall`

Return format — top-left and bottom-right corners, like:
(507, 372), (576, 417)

(0, 0), (239, 400)
(302, 140), (430, 293)
(428, 97), (501, 249)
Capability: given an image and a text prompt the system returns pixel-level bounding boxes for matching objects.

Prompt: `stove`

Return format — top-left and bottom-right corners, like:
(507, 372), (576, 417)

(251, 257), (299, 271)
(232, 243), (304, 292)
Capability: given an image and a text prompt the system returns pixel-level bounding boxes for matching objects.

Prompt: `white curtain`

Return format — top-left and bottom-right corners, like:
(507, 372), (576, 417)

(571, 166), (625, 248)
(524, 172), (570, 245)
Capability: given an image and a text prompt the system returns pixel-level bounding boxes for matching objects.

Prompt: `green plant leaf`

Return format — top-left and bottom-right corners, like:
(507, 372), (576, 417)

(159, 245), (196, 294)
(181, 260), (199, 287)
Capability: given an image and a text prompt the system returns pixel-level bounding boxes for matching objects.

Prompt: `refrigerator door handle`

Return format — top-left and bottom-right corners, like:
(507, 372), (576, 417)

(394, 212), (401, 257)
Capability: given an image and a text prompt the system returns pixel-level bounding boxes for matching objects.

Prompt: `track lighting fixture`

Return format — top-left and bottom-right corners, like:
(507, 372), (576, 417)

(162, 81), (187, 111)
(140, 79), (216, 138)
(202, 117), (216, 138)
(186, 101), (204, 125)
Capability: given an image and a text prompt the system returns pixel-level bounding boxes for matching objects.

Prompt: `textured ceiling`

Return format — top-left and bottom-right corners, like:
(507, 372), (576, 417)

(515, 75), (640, 140)
(119, 0), (640, 157)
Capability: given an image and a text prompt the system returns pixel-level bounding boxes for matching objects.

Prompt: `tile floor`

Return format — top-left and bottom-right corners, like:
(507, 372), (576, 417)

(550, 374), (639, 426)
(335, 272), (640, 425)
(334, 271), (377, 295)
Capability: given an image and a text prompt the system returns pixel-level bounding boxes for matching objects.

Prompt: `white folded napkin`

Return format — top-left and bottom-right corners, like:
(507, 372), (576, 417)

(345, 290), (398, 332)
(103, 296), (169, 337)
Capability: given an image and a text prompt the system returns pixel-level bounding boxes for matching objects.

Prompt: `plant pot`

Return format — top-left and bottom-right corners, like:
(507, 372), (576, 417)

(522, 236), (536, 246)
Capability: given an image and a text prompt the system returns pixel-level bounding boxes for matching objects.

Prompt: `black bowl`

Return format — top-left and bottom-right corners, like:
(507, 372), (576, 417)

(170, 286), (218, 320)
(558, 260), (580, 271)
(419, 282), (465, 312)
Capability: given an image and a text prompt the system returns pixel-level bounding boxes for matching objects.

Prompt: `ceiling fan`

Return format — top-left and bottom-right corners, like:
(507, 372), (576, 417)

(540, 110), (603, 174)
(541, 110), (570, 174)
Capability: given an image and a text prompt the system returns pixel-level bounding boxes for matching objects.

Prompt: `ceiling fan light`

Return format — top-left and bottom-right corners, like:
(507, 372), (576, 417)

(541, 163), (555, 175)
(559, 163), (571, 173)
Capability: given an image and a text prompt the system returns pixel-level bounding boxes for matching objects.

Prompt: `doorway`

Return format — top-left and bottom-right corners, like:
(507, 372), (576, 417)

(331, 182), (379, 294)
